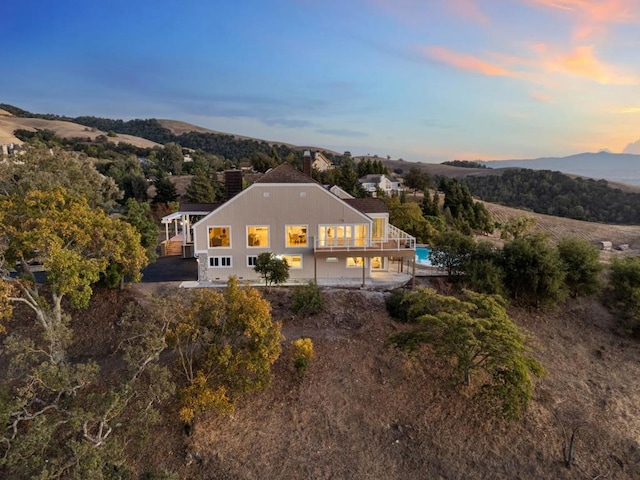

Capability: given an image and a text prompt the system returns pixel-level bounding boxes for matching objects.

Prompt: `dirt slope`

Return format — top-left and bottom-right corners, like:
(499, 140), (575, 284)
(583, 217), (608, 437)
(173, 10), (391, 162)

(5, 281), (639, 479)
(174, 287), (640, 480)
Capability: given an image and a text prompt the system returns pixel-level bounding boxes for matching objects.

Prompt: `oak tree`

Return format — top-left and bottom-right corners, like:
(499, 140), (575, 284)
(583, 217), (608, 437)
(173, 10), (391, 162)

(166, 278), (283, 425)
(388, 288), (544, 420)
(0, 188), (148, 363)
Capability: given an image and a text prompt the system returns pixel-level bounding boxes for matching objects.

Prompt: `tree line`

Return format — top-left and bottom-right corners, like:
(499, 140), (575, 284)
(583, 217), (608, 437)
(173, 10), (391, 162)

(463, 168), (640, 225)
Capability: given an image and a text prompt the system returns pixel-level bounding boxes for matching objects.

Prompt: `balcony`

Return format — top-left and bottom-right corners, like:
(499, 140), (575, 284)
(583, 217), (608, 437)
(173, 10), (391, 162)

(313, 224), (416, 256)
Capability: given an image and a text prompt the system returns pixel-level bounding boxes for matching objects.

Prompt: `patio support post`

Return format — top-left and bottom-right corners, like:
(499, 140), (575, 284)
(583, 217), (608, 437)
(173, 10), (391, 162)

(165, 222), (169, 242)
(362, 257), (366, 288)
(412, 256), (416, 289)
(182, 214), (187, 245)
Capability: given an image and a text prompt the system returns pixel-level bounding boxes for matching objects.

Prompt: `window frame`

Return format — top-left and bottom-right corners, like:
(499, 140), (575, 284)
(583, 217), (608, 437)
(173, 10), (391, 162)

(285, 224), (308, 248)
(246, 225), (270, 249)
(209, 256), (233, 268)
(208, 226), (232, 249)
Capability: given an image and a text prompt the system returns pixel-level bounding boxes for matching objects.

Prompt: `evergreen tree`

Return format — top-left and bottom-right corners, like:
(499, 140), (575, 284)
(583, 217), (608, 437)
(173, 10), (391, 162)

(152, 177), (178, 206)
(185, 174), (217, 203)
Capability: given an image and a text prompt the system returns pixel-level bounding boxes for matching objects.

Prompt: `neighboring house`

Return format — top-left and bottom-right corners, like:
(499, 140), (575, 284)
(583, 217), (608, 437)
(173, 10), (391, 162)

(303, 150), (333, 173)
(358, 174), (403, 197)
(167, 163), (415, 285)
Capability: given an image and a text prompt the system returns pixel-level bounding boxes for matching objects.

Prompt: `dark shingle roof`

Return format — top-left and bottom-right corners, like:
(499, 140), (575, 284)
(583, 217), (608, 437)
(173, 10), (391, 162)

(255, 162), (317, 184)
(178, 203), (221, 212)
(344, 198), (388, 214)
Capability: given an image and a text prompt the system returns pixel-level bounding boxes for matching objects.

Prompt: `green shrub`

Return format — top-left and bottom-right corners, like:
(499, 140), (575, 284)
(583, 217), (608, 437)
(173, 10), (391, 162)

(385, 289), (410, 322)
(609, 256), (640, 334)
(291, 282), (324, 315)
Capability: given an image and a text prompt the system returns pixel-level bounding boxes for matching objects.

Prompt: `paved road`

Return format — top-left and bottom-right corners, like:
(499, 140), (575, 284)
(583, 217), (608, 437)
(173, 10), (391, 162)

(140, 255), (198, 283)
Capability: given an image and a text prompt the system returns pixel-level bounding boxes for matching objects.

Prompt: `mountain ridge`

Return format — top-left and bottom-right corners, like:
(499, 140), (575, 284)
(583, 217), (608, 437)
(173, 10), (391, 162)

(481, 151), (640, 186)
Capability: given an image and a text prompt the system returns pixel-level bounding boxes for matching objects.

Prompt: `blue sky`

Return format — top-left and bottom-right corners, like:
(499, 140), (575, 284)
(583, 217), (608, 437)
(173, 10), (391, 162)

(2, 0), (640, 162)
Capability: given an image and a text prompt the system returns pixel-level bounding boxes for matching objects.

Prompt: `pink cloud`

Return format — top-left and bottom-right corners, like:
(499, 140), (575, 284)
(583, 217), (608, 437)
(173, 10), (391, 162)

(446, 0), (490, 24)
(424, 46), (517, 77)
(523, 0), (640, 40)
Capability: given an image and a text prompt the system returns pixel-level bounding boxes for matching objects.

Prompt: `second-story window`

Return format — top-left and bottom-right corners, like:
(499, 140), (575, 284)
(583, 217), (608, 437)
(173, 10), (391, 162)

(209, 227), (231, 248)
(247, 226), (269, 247)
(286, 225), (307, 247)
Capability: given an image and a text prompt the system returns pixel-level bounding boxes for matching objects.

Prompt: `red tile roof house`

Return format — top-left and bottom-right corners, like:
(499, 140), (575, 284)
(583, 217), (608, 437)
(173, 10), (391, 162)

(164, 163), (417, 287)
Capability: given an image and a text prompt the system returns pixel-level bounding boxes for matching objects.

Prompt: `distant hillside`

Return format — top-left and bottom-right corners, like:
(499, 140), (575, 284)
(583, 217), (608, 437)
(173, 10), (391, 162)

(0, 104), (339, 161)
(0, 116), (160, 149)
(481, 152), (640, 186)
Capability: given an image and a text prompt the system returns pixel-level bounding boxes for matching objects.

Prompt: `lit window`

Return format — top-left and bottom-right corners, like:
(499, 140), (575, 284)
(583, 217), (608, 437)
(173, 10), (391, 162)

(247, 226), (269, 247)
(209, 256), (232, 268)
(372, 218), (385, 241)
(318, 224), (367, 247)
(286, 225), (308, 247)
(208, 227), (231, 248)
(347, 257), (364, 268)
(247, 256), (258, 267)
(281, 255), (302, 269)
(371, 257), (384, 270)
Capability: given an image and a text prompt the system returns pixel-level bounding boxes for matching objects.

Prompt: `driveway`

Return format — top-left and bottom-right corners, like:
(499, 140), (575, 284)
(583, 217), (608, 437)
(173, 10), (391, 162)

(140, 255), (198, 283)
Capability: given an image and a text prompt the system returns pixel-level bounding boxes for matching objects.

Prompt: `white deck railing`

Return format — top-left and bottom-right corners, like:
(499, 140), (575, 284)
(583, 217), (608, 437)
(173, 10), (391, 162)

(387, 224), (417, 249)
(313, 225), (416, 252)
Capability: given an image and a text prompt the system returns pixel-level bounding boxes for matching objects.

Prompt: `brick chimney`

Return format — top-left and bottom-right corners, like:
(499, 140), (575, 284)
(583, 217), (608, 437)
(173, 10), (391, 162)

(224, 170), (243, 199)
(302, 150), (313, 178)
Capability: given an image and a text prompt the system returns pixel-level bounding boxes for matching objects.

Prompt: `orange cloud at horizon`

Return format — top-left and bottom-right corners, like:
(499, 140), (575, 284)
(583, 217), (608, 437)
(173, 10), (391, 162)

(424, 46), (516, 77)
(553, 45), (636, 84)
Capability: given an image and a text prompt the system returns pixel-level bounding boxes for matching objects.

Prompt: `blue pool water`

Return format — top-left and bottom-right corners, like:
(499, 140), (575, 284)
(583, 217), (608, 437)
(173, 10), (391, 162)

(416, 246), (432, 266)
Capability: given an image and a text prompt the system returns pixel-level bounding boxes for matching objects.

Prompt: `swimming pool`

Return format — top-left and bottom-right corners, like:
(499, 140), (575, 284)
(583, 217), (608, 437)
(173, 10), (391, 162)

(416, 246), (432, 266)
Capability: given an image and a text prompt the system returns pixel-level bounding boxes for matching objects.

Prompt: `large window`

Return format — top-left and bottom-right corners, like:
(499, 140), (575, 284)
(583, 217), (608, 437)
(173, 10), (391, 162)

(247, 226), (269, 247)
(208, 226), (231, 248)
(372, 218), (385, 241)
(318, 224), (368, 247)
(281, 255), (303, 269)
(286, 225), (307, 247)
(346, 257), (364, 268)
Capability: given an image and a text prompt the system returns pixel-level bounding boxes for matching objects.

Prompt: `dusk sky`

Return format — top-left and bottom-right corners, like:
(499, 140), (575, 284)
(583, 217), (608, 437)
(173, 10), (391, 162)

(2, 0), (640, 162)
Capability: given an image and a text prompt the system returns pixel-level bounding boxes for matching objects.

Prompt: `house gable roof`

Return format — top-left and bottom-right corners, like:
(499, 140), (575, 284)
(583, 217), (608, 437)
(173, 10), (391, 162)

(344, 198), (389, 214)
(191, 163), (373, 244)
(358, 174), (384, 183)
(178, 202), (221, 213)
(255, 162), (318, 184)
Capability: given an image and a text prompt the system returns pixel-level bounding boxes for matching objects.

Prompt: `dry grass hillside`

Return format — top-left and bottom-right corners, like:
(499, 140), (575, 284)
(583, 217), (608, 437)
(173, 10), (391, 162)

(0, 115), (159, 148)
(128, 286), (639, 479)
(481, 201), (640, 250)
